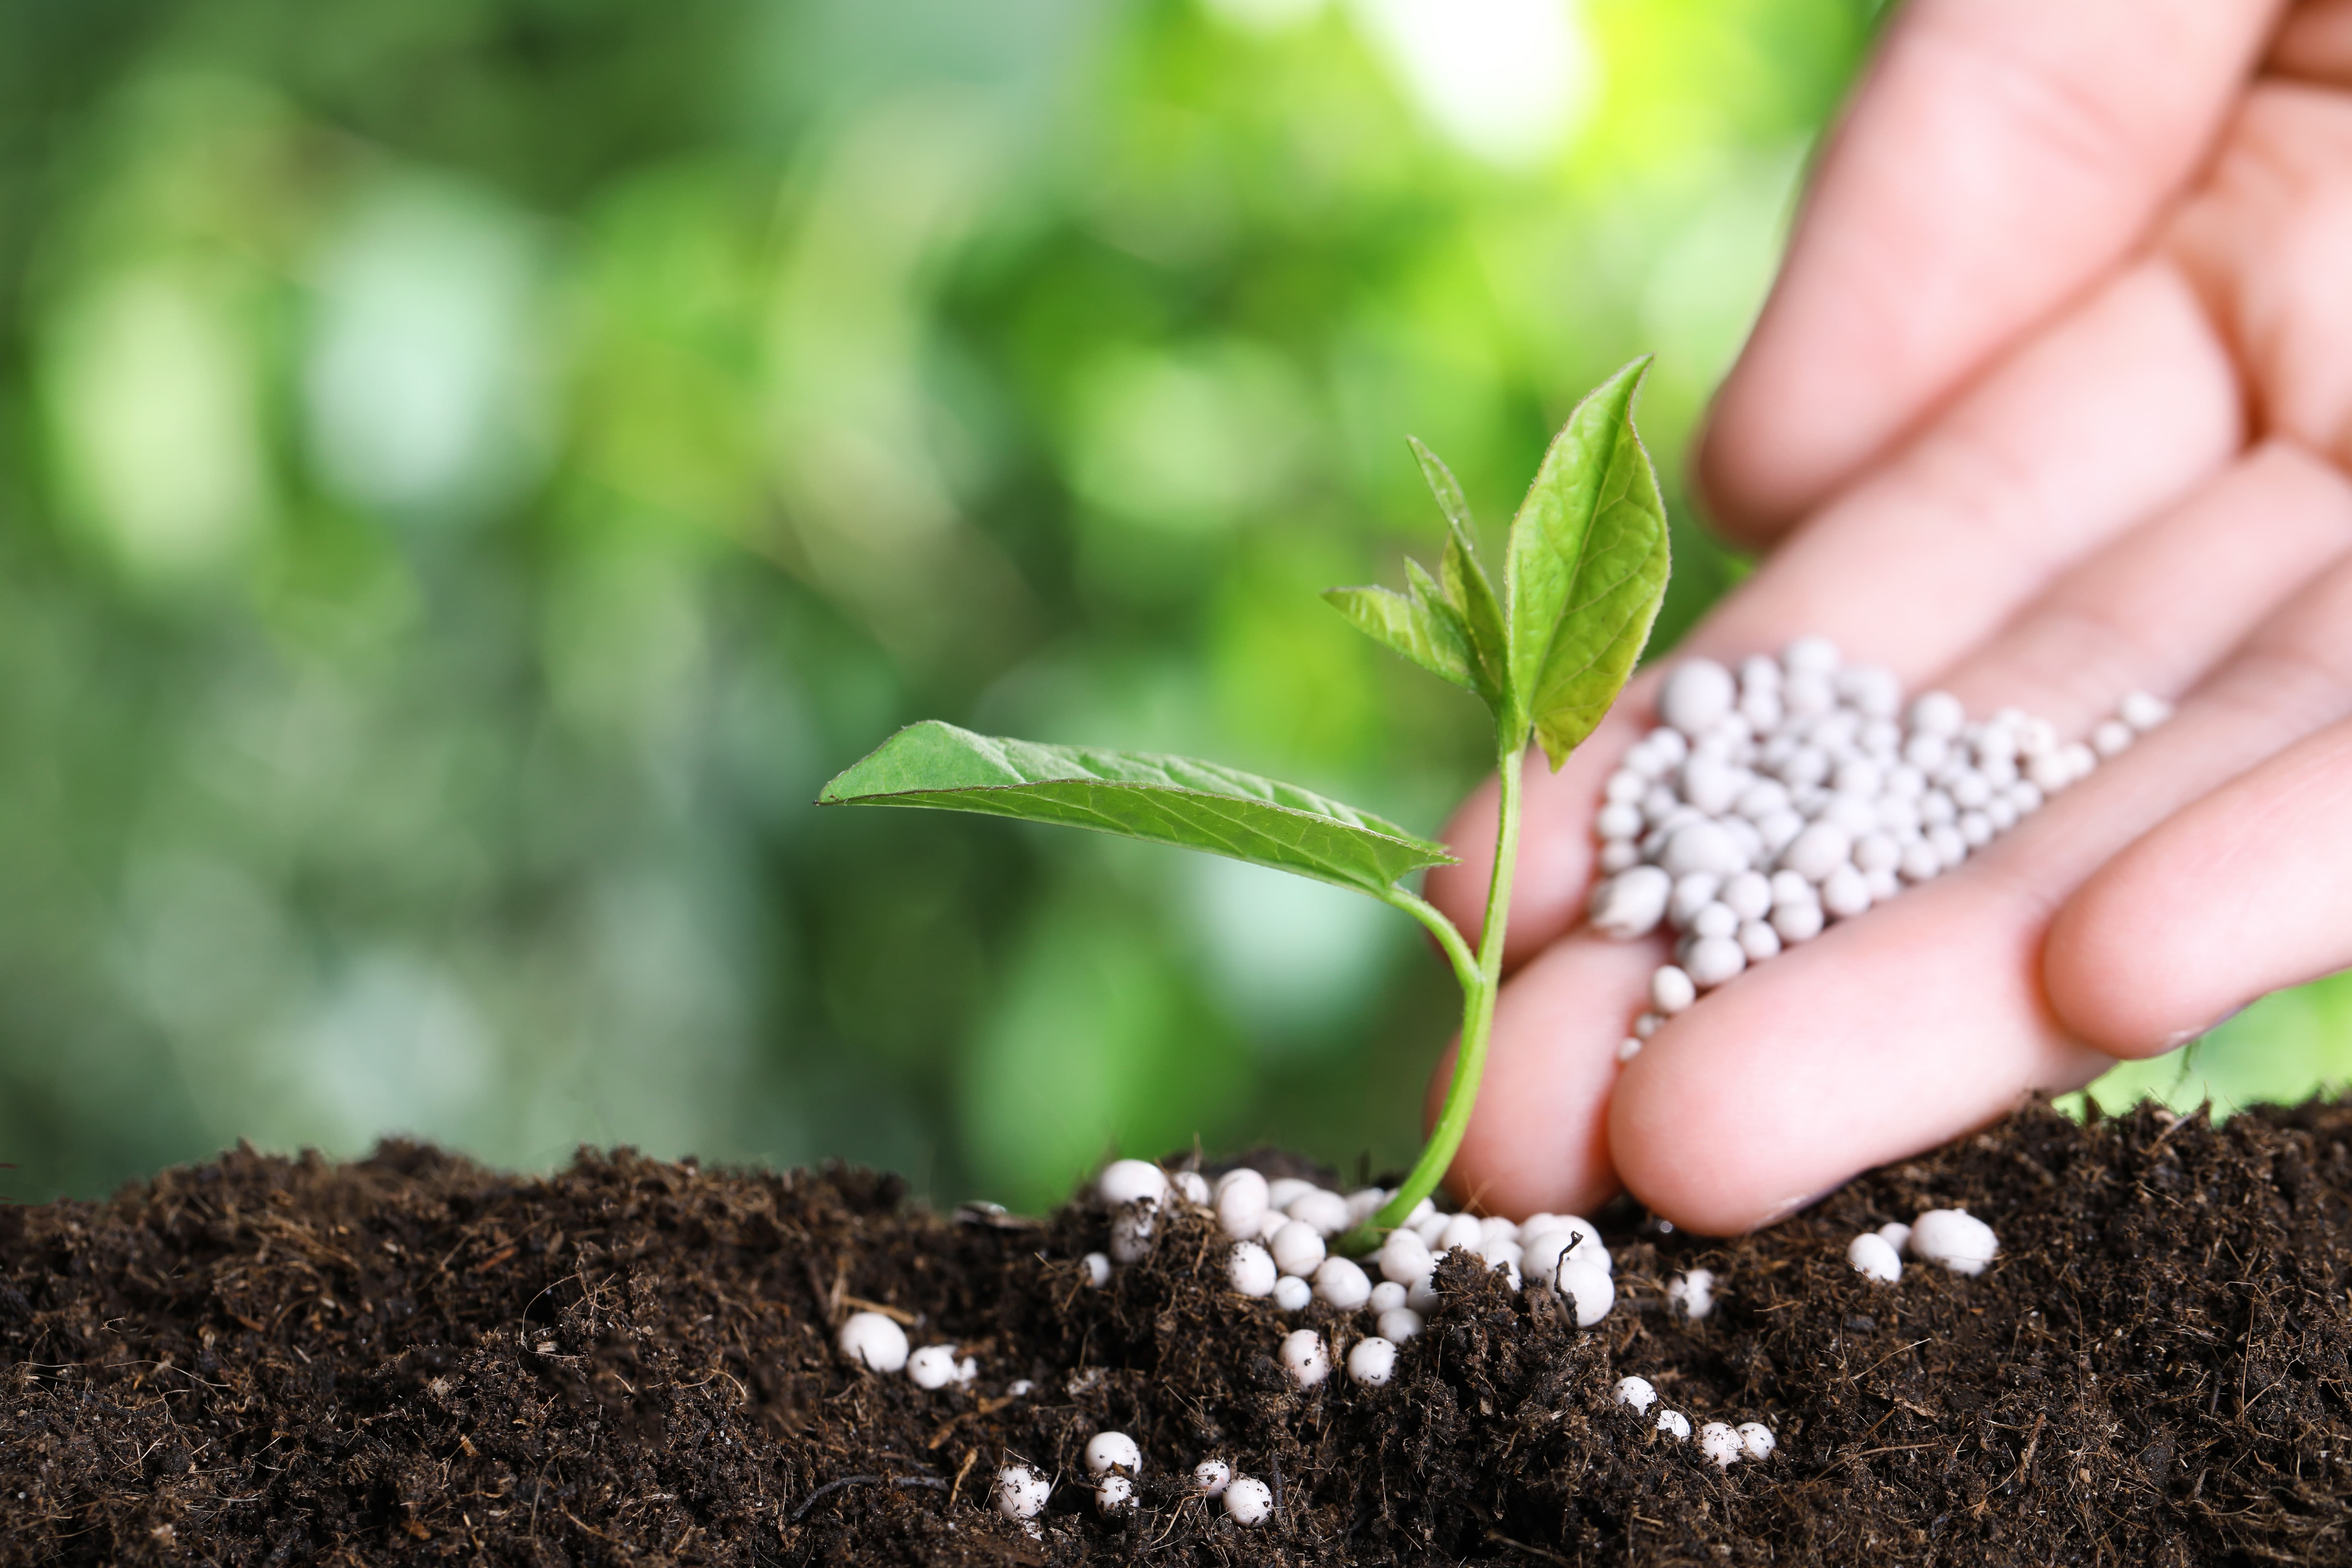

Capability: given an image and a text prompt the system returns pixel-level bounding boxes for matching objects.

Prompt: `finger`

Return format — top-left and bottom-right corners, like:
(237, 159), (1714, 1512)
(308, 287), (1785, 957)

(1688, 261), (2240, 668)
(2047, 716), (2352, 1054)
(2274, 0), (2352, 83)
(1420, 931), (1659, 1219)
(1427, 258), (2239, 960)
(1930, 440), (2352, 730)
(2163, 83), (2352, 474)
(1699, 0), (2278, 540)
(1607, 451), (2352, 1233)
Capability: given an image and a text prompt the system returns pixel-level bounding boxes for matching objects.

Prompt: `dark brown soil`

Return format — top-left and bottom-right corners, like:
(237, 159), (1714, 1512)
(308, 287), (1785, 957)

(4, 1098), (2351, 1566)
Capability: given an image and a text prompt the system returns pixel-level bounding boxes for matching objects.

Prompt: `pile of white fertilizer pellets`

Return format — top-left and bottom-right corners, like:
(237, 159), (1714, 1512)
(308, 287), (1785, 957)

(840, 1156), (1770, 1506)
(1611, 1377), (1775, 1470)
(1845, 1208), (1999, 1284)
(1590, 638), (2174, 1061)
(836, 1309), (981, 1390)
(1111, 1158), (1761, 1466)
(991, 1433), (1280, 1530)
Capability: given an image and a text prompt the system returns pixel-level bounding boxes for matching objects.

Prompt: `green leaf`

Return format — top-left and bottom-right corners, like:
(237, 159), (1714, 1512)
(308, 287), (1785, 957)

(1408, 437), (1507, 705)
(1400, 558), (1492, 706)
(1324, 582), (1477, 693)
(818, 721), (1456, 896)
(1439, 520), (1506, 703)
(1408, 435), (1477, 538)
(1503, 357), (1672, 767)
(1400, 557), (1466, 637)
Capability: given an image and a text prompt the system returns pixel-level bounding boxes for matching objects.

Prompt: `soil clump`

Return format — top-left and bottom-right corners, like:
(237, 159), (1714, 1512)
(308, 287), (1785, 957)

(4, 1099), (2351, 1565)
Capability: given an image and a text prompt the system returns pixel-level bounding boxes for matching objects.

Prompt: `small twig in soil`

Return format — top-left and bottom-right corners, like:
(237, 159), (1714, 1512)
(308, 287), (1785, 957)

(927, 1393), (1017, 1450)
(1855, 1338), (1932, 1381)
(1485, 1529), (1575, 1565)
(674, 1368), (750, 1406)
(1814, 1441), (1941, 1479)
(841, 1295), (915, 1326)
(561, 1507), (626, 1545)
(2003, 1412), (2046, 1491)
(947, 1448), (977, 1510)
(790, 1475), (948, 1523)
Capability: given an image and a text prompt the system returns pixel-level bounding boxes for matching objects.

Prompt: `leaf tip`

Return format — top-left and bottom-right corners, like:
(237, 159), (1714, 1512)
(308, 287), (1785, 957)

(1613, 353), (1657, 403)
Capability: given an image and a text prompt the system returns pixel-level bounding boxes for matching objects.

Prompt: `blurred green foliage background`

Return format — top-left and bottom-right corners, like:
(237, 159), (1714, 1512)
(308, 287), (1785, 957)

(1, 0), (2343, 1213)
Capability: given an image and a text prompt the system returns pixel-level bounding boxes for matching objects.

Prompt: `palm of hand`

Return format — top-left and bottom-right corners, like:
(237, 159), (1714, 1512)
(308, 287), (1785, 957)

(1424, 0), (2352, 1232)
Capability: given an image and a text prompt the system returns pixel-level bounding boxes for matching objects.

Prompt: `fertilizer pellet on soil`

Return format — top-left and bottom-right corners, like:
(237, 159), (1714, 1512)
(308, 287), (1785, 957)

(1228, 1239), (1277, 1297)
(1347, 1336), (1398, 1387)
(1667, 1267), (1716, 1320)
(995, 1464), (1051, 1522)
(1085, 1431), (1142, 1475)
(1097, 1159), (1169, 1208)
(904, 1343), (973, 1389)
(1846, 1231), (1902, 1283)
(1698, 1422), (1744, 1468)
(1911, 1207), (1999, 1275)
(1280, 1329), (1331, 1388)
(835, 1310), (908, 1373)
(1223, 1477), (1274, 1526)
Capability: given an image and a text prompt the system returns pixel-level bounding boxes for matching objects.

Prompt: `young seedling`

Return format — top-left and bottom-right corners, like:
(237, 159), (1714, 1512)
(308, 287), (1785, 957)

(818, 359), (1672, 1252)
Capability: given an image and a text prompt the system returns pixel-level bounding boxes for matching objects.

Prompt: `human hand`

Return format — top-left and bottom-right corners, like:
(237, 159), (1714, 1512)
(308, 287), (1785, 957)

(1422, 0), (2352, 1232)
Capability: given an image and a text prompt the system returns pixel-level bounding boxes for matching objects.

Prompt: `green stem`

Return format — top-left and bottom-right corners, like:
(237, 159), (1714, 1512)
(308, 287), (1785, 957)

(1339, 736), (1524, 1254)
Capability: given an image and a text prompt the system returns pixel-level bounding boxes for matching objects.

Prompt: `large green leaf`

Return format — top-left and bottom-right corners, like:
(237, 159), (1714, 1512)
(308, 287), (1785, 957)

(818, 721), (1456, 895)
(1503, 358), (1672, 766)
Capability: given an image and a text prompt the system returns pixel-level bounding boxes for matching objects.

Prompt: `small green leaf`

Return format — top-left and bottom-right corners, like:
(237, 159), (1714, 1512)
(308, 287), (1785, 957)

(1408, 437), (1507, 706)
(1439, 521), (1507, 703)
(1324, 584), (1478, 693)
(1400, 556), (1466, 637)
(818, 721), (1456, 896)
(1503, 357), (1671, 767)
(1408, 435), (1476, 537)
(1402, 558), (1494, 707)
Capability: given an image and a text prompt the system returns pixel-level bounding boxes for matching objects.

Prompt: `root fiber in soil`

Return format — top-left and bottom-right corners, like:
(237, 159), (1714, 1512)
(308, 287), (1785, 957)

(4, 1099), (2351, 1565)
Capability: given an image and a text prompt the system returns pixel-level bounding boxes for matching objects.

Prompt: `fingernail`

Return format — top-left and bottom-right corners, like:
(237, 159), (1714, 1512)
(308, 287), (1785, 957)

(2159, 1003), (2248, 1052)
(1758, 1183), (1841, 1226)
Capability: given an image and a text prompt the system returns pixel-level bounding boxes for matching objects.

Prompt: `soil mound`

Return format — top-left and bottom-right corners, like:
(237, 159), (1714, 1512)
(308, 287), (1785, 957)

(4, 1099), (2349, 1565)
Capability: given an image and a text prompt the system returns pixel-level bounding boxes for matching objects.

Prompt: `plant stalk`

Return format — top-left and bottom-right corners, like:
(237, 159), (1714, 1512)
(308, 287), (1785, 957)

(1341, 738), (1523, 1253)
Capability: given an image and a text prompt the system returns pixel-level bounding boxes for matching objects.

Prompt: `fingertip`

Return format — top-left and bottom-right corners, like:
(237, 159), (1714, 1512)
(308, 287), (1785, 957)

(2042, 856), (2202, 1057)
(1440, 1095), (1620, 1224)
(1607, 1026), (1814, 1235)
(1609, 879), (2112, 1233)
(2047, 719), (2352, 1057)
